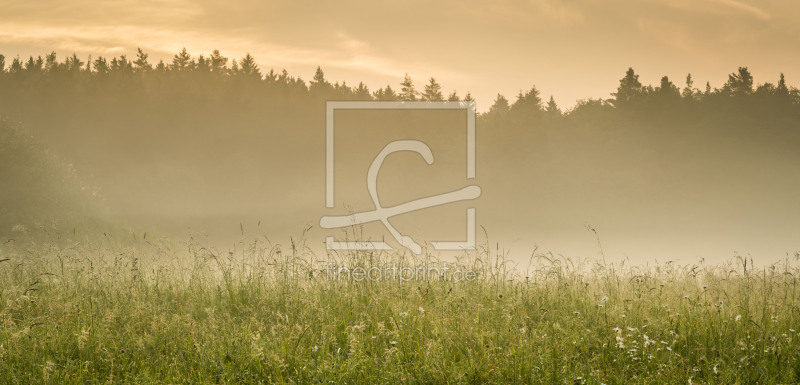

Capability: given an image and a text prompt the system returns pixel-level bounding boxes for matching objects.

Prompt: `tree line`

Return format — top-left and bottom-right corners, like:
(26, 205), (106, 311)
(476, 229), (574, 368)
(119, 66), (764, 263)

(1, 48), (798, 127)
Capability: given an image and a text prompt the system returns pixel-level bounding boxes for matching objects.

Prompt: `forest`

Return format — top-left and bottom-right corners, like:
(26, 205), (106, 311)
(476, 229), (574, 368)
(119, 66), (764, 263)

(1, 48), (799, 258)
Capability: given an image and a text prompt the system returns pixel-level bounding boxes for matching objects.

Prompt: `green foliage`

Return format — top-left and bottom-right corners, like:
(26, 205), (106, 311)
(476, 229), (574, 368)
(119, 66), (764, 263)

(0, 119), (101, 237)
(0, 237), (798, 383)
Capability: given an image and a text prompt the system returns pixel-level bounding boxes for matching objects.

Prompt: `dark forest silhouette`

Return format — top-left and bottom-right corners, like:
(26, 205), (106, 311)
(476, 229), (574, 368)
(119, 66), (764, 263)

(1, 48), (799, 251)
(1, 48), (798, 122)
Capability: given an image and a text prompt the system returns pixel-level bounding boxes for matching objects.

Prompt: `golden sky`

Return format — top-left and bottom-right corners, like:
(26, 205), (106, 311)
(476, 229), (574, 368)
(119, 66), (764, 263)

(1, 0), (798, 109)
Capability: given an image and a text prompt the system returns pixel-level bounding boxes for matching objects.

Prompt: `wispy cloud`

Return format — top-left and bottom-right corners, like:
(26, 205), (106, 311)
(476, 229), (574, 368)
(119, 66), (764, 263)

(0, 21), (441, 79)
(647, 0), (770, 21)
(708, 0), (770, 20)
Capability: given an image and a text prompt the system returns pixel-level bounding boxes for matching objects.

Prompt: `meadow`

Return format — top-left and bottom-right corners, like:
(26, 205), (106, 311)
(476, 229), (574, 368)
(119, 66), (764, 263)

(0, 232), (798, 384)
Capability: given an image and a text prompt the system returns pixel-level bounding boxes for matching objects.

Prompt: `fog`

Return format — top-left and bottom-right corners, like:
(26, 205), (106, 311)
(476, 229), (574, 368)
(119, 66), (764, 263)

(1, 52), (799, 266)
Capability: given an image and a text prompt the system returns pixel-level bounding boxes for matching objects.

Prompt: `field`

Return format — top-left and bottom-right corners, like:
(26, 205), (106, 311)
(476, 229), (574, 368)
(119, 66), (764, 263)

(1, 233), (799, 384)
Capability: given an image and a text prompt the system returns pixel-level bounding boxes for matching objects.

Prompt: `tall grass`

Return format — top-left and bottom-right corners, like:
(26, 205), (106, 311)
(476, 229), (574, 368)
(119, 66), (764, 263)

(0, 233), (798, 384)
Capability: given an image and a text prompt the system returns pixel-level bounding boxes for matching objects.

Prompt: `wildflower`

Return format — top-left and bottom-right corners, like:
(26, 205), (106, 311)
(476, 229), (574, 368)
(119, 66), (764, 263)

(399, 311), (408, 318)
(621, 314), (626, 318)
(573, 311), (580, 315)
(702, 285), (708, 289)
(683, 295), (690, 299)
(713, 365), (719, 375)
(643, 335), (654, 347)
(312, 345), (318, 353)
(597, 304), (604, 308)
(390, 340), (398, 346)
(418, 307), (425, 314)
(735, 315), (742, 322)
(627, 327), (635, 332)
(601, 296), (608, 303)
(613, 327), (622, 333)
(771, 315), (778, 323)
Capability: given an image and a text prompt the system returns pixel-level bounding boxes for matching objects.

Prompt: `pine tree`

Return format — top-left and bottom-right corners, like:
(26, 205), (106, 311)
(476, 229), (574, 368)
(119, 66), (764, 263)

(209, 50), (228, 73)
(723, 67), (754, 96)
(93, 57), (109, 75)
(611, 67), (643, 107)
(682, 74), (694, 99)
(374, 85), (398, 101)
(422, 77), (443, 101)
(0, 54), (4, 73)
(545, 96), (561, 117)
(488, 94), (510, 115)
(400, 73), (417, 101)
(155, 60), (167, 72)
(111, 55), (133, 72)
(171, 48), (192, 71)
(64, 54), (83, 73)
(45, 52), (59, 72)
(463, 92), (474, 102)
(447, 91), (459, 101)
(25, 56), (44, 72)
(354, 82), (371, 100)
(511, 85), (543, 118)
(196, 55), (210, 72)
(657, 76), (680, 100)
(777, 73), (789, 96)
(237, 53), (261, 78)
(134, 48), (152, 72)
(10, 56), (23, 73)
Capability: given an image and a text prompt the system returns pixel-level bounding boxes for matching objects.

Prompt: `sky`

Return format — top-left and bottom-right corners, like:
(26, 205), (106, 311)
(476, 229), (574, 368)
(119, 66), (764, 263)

(1, 0), (799, 111)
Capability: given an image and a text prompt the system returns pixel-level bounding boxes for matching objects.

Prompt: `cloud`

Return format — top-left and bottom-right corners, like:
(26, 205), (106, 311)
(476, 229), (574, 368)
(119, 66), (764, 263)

(708, 0), (770, 20)
(0, 21), (433, 79)
(530, 0), (586, 25)
(646, 0), (770, 21)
